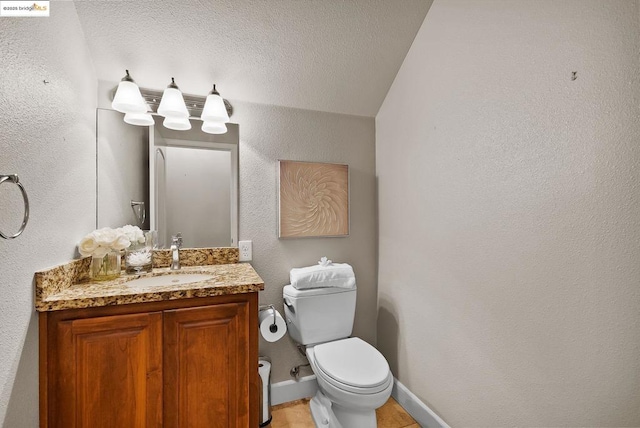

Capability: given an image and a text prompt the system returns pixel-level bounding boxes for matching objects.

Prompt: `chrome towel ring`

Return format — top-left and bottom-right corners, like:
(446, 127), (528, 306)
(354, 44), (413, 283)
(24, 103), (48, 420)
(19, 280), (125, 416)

(0, 174), (30, 240)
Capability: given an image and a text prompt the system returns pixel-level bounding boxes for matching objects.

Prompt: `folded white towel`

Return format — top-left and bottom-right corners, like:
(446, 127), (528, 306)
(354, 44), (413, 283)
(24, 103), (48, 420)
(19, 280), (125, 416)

(290, 258), (356, 290)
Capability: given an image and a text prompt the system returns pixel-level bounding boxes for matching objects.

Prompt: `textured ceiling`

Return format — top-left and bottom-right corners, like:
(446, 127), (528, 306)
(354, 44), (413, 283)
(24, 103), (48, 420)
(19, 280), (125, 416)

(74, 0), (432, 117)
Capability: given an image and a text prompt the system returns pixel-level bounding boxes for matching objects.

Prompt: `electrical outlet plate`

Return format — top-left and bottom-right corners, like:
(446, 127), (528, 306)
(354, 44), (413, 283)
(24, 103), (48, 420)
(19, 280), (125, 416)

(238, 240), (252, 261)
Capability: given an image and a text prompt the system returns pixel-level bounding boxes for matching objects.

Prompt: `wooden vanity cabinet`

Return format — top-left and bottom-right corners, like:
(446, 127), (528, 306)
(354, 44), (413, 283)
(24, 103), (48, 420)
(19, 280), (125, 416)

(39, 293), (259, 428)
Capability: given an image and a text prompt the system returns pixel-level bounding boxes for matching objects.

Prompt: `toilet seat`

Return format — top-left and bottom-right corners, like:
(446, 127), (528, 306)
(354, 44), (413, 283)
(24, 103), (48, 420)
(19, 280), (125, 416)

(312, 337), (391, 394)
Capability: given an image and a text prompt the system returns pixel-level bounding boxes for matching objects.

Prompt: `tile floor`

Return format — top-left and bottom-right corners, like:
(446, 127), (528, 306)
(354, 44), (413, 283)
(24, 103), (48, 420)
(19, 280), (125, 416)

(270, 397), (419, 428)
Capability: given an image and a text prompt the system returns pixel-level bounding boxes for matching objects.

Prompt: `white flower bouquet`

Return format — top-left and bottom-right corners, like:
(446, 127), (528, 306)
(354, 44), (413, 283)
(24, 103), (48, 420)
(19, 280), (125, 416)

(78, 227), (131, 258)
(78, 225), (147, 280)
(119, 225), (146, 247)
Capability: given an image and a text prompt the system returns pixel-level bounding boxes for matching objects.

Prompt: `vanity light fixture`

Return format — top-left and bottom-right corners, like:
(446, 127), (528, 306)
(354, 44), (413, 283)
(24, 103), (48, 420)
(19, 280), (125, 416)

(124, 102), (154, 126)
(201, 121), (227, 134)
(113, 73), (233, 134)
(112, 70), (146, 114)
(200, 84), (230, 134)
(163, 116), (192, 131)
(157, 77), (189, 118)
(124, 112), (154, 126)
(201, 84), (230, 123)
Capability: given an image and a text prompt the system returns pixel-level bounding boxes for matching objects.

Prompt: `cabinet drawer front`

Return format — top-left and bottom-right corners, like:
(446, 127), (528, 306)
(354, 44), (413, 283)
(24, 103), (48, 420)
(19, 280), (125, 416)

(52, 312), (163, 428)
(164, 303), (250, 428)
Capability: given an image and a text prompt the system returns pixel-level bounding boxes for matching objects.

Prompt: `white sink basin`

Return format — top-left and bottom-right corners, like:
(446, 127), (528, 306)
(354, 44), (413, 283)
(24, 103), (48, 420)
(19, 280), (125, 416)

(126, 273), (214, 287)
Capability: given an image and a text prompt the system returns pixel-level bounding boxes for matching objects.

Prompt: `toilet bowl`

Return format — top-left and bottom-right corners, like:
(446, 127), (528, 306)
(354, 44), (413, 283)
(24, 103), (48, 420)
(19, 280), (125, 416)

(283, 284), (393, 427)
(307, 337), (393, 427)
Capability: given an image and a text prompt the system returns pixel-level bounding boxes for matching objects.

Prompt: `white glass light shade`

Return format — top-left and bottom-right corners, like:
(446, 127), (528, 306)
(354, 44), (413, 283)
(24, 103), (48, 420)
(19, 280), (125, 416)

(163, 116), (192, 131)
(201, 121), (227, 134)
(201, 93), (229, 123)
(157, 87), (189, 118)
(112, 80), (146, 114)
(124, 112), (154, 126)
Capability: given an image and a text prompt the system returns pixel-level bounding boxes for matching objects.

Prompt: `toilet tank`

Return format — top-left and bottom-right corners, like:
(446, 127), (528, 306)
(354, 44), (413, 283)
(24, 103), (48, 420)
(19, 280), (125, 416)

(283, 284), (356, 346)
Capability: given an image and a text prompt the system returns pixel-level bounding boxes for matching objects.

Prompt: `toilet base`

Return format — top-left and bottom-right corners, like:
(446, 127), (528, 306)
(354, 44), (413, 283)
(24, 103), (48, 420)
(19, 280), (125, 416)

(333, 403), (377, 427)
(310, 390), (378, 428)
(310, 391), (343, 428)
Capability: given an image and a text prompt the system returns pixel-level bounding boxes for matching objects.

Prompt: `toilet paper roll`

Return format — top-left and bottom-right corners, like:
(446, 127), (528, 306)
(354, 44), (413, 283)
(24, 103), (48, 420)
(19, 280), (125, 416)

(258, 359), (271, 424)
(259, 307), (287, 342)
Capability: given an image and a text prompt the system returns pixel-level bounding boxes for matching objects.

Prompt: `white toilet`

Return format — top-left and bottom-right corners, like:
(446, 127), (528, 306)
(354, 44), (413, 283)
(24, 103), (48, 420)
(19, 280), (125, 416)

(283, 284), (393, 428)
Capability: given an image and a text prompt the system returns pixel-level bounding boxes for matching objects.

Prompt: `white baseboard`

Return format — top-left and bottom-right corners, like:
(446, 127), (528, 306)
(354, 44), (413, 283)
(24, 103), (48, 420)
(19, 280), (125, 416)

(270, 374), (319, 406)
(392, 378), (450, 428)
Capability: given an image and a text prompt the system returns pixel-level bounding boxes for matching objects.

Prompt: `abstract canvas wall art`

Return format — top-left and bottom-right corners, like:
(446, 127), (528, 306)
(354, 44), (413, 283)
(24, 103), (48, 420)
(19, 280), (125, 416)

(278, 160), (349, 238)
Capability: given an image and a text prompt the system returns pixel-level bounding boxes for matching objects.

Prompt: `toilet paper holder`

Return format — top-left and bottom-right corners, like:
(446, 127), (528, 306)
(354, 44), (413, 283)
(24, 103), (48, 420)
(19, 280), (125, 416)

(259, 304), (278, 333)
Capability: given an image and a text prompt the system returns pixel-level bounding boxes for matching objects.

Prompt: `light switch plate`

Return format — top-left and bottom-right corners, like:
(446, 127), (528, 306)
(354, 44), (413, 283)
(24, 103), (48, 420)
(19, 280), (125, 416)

(238, 240), (252, 261)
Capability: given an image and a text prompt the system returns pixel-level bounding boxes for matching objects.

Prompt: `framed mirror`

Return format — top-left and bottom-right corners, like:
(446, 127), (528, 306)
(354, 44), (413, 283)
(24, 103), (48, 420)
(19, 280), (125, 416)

(96, 108), (239, 248)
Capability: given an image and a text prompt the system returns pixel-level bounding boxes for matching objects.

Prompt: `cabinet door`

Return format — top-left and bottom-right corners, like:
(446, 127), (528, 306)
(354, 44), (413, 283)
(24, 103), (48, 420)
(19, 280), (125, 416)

(52, 312), (163, 428)
(164, 302), (249, 428)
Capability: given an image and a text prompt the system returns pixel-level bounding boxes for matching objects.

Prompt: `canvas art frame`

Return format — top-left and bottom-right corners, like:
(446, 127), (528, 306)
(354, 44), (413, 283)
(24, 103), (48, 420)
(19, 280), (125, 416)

(278, 160), (350, 238)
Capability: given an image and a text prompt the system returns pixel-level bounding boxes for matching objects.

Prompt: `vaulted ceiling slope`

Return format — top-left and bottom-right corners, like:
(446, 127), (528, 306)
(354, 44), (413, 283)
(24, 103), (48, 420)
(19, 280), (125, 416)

(74, 0), (432, 117)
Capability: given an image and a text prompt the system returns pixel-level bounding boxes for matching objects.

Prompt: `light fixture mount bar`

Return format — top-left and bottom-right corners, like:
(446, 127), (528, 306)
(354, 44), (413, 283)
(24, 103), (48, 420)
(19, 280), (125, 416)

(135, 87), (233, 118)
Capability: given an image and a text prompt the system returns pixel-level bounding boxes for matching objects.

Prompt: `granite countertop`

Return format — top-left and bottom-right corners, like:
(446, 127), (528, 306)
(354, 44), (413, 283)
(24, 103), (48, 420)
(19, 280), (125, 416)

(35, 248), (264, 312)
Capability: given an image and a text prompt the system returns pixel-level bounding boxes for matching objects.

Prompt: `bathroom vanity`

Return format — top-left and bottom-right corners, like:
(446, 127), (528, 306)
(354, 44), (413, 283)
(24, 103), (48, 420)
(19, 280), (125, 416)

(35, 248), (263, 428)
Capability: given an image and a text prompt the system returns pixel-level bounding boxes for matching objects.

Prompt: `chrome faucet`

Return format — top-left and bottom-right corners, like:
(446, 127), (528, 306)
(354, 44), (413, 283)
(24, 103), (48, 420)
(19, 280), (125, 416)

(170, 233), (183, 270)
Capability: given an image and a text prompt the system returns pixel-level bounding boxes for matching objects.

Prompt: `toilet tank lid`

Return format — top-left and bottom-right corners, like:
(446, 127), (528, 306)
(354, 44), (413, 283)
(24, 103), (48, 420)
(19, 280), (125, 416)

(283, 284), (356, 298)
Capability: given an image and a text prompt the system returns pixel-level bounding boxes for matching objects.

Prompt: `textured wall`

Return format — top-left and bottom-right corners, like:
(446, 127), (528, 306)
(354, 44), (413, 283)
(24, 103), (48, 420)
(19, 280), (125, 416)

(376, 0), (640, 426)
(0, 3), (97, 426)
(231, 101), (377, 382)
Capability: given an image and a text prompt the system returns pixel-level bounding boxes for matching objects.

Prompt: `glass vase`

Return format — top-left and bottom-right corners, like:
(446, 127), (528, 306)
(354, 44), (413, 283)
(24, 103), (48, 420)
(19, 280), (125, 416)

(91, 251), (121, 281)
(125, 231), (155, 274)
